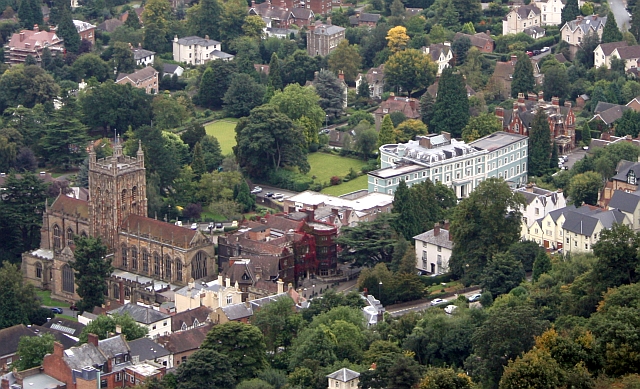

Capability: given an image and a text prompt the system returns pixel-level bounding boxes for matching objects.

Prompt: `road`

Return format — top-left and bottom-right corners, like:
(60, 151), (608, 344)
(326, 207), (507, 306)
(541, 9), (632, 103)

(386, 288), (482, 317)
(609, 0), (631, 30)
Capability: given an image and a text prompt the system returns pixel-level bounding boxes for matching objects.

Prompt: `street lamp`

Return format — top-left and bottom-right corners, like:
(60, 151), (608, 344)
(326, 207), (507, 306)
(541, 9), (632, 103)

(325, 114), (329, 130)
(378, 281), (383, 299)
(304, 288), (308, 298)
(312, 284), (316, 297)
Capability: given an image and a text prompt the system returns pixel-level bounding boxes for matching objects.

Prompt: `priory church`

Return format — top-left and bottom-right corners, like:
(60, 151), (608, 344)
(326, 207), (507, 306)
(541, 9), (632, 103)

(22, 141), (216, 304)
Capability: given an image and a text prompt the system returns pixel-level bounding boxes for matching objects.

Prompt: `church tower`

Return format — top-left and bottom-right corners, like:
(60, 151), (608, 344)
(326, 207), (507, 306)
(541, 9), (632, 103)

(88, 140), (147, 250)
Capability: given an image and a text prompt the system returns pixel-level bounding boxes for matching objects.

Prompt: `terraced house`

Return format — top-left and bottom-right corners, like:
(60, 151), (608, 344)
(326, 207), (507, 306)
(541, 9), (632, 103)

(368, 131), (528, 198)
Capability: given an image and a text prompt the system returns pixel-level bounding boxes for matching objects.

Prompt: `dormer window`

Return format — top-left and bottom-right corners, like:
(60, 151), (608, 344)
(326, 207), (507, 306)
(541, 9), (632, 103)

(628, 170), (637, 185)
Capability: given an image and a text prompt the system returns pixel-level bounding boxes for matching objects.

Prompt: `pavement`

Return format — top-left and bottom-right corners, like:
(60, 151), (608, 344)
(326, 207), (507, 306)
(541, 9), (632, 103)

(609, 0), (631, 30)
(386, 288), (482, 317)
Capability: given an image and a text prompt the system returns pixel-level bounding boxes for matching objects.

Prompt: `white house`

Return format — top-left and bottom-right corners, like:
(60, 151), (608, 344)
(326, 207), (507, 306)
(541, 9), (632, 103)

(413, 222), (453, 275)
(514, 183), (566, 238)
(132, 46), (155, 66)
(172, 35), (222, 65)
(326, 368), (360, 389)
(108, 304), (171, 339)
(422, 43), (453, 75)
(534, 0), (564, 26)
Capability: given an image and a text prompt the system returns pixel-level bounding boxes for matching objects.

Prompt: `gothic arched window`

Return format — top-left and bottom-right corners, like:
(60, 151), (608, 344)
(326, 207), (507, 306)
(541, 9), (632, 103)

(191, 251), (207, 280)
(81, 231), (88, 238)
(142, 250), (149, 273)
(62, 264), (74, 293)
(53, 225), (61, 250)
(67, 228), (74, 246)
(121, 245), (128, 268)
(131, 247), (138, 270)
(113, 284), (120, 300)
(176, 260), (183, 282)
(122, 189), (127, 211)
(165, 256), (172, 280)
(153, 252), (160, 276)
(36, 262), (42, 278)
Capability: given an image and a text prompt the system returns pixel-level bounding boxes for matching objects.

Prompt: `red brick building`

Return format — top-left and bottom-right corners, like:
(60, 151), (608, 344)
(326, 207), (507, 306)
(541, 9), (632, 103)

(495, 92), (577, 153)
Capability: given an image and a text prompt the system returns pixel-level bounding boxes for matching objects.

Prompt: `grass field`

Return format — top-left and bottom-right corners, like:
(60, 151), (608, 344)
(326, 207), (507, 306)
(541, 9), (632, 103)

(205, 119), (239, 155)
(321, 175), (368, 196)
(306, 153), (366, 184)
(36, 290), (70, 308)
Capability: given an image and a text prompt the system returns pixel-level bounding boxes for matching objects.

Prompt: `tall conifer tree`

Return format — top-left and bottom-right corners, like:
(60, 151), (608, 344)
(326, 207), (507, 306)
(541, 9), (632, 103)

(528, 108), (552, 177)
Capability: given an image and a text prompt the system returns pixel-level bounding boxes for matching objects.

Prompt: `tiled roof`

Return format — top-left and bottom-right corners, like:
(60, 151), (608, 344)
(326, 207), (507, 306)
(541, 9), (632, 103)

(120, 214), (199, 249)
(108, 304), (170, 324)
(116, 66), (157, 83)
(98, 334), (129, 359)
(608, 190), (640, 213)
(163, 64), (182, 74)
(171, 306), (212, 332)
(156, 324), (211, 354)
(454, 32), (494, 49)
(221, 303), (253, 320)
(254, 64), (270, 74)
(493, 61), (515, 80)
(0, 325), (36, 356)
(291, 8), (313, 19)
(594, 105), (630, 125)
(7, 29), (62, 50)
(374, 96), (420, 119)
(132, 47), (155, 60)
(614, 45), (640, 60)
(594, 101), (619, 113)
(73, 20), (95, 33)
(50, 194), (89, 219)
(63, 342), (107, 370)
(97, 18), (123, 32)
(562, 15), (606, 33)
(612, 160), (640, 182)
(597, 41), (628, 56)
(514, 4), (541, 18)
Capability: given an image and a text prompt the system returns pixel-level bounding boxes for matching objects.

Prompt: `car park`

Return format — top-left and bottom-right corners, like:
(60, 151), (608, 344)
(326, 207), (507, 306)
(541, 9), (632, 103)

(190, 223), (198, 230)
(468, 293), (482, 302)
(430, 298), (447, 306)
(251, 186), (262, 194)
(50, 307), (63, 314)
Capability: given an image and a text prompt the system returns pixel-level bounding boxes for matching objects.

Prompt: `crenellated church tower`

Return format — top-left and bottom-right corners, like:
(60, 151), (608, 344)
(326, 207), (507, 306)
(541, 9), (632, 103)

(88, 140), (148, 250)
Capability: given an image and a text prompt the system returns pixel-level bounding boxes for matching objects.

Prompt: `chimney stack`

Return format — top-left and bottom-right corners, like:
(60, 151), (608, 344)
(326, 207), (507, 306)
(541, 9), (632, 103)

(538, 91), (544, 102)
(33, 24), (39, 32)
(517, 92), (525, 104)
(20, 31), (25, 42)
(495, 106), (504, 118)
(526, 183), (534, 192)
(510, 55), (517, 65)
(552, 97), (560, 106)
(53, 341), (64, 357)
(88, 333), (99, 347)
(576, 15), (583, 22)
(277, 279), (284, 294)
(433, 222), (440, 236)
(1, 378), (9, 389)
(564, 101), (572, 108)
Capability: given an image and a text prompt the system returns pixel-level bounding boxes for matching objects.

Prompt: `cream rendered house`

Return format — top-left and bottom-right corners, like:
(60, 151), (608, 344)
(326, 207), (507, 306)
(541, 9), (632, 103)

(172, 35), (222, 65)
(526, 205), (630, 252)
(422, 43), (453, 75)
(327, 368), (360, 389)
(515, 184), (566, 239)
(503, 5), (542, 35)
(594, 41), (628, 68)
(560, 14), (607, 46)
(174, 276), (243, 313)
(535, 0), (563, 25)
(413, 223), (453, 275)
(608, 190), (640, 230)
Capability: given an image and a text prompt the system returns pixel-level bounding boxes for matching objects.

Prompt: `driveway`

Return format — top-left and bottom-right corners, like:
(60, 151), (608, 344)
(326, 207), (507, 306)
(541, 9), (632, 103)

(609, 0), (631, 30)
(561, 149), (587, 170)
(386, 288), (482, 317)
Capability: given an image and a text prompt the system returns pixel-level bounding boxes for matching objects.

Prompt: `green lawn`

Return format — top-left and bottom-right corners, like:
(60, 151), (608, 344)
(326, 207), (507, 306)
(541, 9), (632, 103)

(307, 153), (366, 184)
(36, 290), (70, 308)
(57, 314), (78, 322)
(205, 119), (239, 155)
(321, 175), (368, 196)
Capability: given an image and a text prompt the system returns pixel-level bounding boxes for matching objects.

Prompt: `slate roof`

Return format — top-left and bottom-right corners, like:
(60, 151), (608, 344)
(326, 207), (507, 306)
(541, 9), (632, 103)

(221, 303), (253, 321)
(41, 317), (86, 337)
(312, 24), (345, 35)
(97, 18), (123, 32)
(132, 47), (155, 60)
(608, 190), (640, 213)
(171, 306), (212, 332)
(175, 36), (220, 46)
(291, 8), (313, 19)
(127, 337), (170, 361)
(63, 342), (108, 370)
(121, 214), (199, 249)
(593, 104), (630, 125)
(98, 335), (129, 359)
(108, 304), (170, 324)
(30, 326), (78, 349)
(425, 43), (451, 62)
(597, 41), (628, 56)
(554, 52), (568, 63)
(492, 60), (515, 80)
(210, 50), (234, 59)
(163, 63), (183, 75)
(562, 14), (607, 33)
(327, 368), (360, 382)
(524, 26), (545, 36)
(413, 228), (453, 250)
(156, 324), (211, 354)
(562, 207), (626, 236)
(612, 160), (640, 182)
(515, 186), (563, 207)
(594, 101), (619, 113)
(349, 12), (380, 25)
(0, 325), (36, 357)
(50, 194), (89, 219)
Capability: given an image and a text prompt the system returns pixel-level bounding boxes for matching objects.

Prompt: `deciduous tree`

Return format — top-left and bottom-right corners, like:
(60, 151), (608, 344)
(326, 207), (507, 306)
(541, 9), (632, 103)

(175, 349), (236, 389)
(15, 333), (54, 371)
(386, 25), (410, 52)
(567, 171), (602, 206)
(385, 48), (437, 97)
(335, 213), (397, 267)
(70, 236), (113, 313)
(419, 368), (474, 389)
(0, 262), (43, 329)
(461, 113), (502, 142)
(223, 73), (265, 118)
(328, 40), (362, 83)
(315, 70), (345, 118)
(481, 252), (525, 298)
(79, 313), (148, 342)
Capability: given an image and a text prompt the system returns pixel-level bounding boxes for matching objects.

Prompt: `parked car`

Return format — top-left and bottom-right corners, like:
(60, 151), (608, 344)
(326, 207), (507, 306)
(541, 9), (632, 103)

(251, 186), (262, 194)
(50, 307), (63, 314)
(444, 305), (458, 314)
(533, 49), (541, 55)
(174, 220), (182, 226)
(430, 298), (447, 306)
(208, 222), (215, 231)
(265, 192), (274, 197)
(526, 51), (533, 57)
(215, 222), (224, 230)
(69, 304), (78, 311)
(231, 220), (238, 227)
(468, 293), (482, 302)
(541, 46), (550, 52)
(273, 193), (285, 200)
